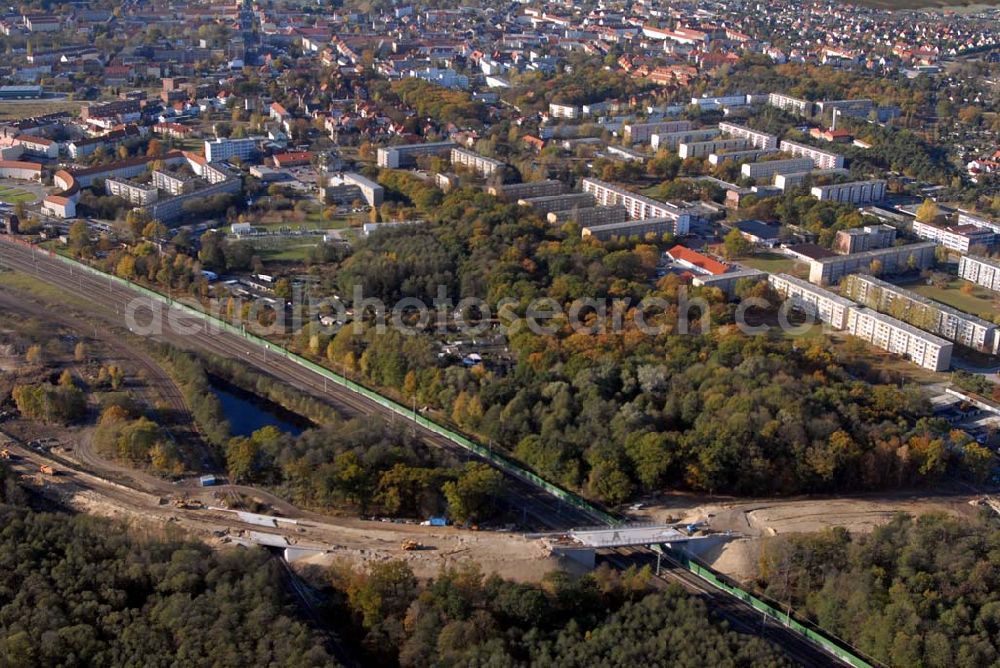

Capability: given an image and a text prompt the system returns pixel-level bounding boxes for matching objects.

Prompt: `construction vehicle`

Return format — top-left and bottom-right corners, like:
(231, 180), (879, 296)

(401, 539), (422, 551)
(173, 497), (204, 510)
(39, 465), (56, 476)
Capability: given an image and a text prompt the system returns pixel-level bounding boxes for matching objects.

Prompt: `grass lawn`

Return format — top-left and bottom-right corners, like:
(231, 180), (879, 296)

(739, 251), (807, 277)
(0, 266), (72, 302)
(0, 188), (37, 203)
(258, 243), (318, 263)
(0, 99), (84, 122)
(905, 278), (999, 320)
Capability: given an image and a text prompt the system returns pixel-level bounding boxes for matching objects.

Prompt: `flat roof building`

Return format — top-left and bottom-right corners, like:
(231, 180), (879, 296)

(582, 217), (686, 241)
(845, 307), (952, 371)
(488, 179), (564, 202)
(911, 220), (994, 254)
(450, 147), (504, 176)
(779, 140), (845, 169)
(718, 122), (778, 150)
(650, 128), (719, 151)
(958, 255), (1000, 293)
(810, 180), (886, 204)
(842, 273), (997, 353)
(768, 272), (856, 329)
(581, 178), (694, 234)
(623, 119), (692, 144)
(678, 138), (750, 160)
(376, 141), (456, 169)
(808, 242), (937, 285)
(742, 157), (816, 180)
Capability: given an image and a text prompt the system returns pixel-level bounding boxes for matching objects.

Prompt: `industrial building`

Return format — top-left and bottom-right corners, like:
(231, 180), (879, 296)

(958, 255), (1000, 292)
(741, 157), (816, 180)
(845, 307), (952, 371)
(810, 180), (886, 204)
(768, 273), (856, 329)
(911, 220), (994, 254)
(623, 120), (692, 144)
(807, 242), (937, 285)
(778, 140), (845, 169)
(450, 147), (504, 176)
(376, 141), (456, 168)
(841, 273), (997, 353)
(488, 179), (564, 202)
(718, 122), (778, 150)
(580, 178), (694, 233)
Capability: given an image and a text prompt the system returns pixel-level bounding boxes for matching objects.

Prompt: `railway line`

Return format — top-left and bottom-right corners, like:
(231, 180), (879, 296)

(0, 238), (859, 666)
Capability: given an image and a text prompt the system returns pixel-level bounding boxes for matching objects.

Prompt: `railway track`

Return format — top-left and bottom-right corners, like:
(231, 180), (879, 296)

(0, 239), (858, 666)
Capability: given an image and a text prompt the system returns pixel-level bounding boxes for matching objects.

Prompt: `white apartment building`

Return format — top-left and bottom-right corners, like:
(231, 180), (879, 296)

(581, 216), (687, 241)
(376, 141), (456, 168)
(623, 120), (692, 144)
(548, 205), (629, 227)
(845, 307), (952, 372)
(488, 179), (564, 201)
(708, 148), (778, 166)
(450, 147), (504, 176)
(773, 168), (849, 191)
(779, 140), (845, 169)
(518, 192), (595, 215)
(650, 128), (719, 151)
(911, 220), (994, 254)
(958, 255), (1000, 292)
(741, 157), (816, 180)
(580, 178), (693, 234)
(204, 137), (257, 163)
(767, 273), (855, 329)
(808, 242), (937, 285)
(842, 273), (997, 353)
(810, 180), (886, 204)
(548, 103), (579, 119)
(678, 138), (750, 159)
(718, 122), (778, 150)
(767, 93), (814, 116)
(105, 178), (158, 206)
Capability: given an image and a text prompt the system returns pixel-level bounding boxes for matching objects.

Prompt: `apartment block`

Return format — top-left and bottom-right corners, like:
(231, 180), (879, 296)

(779, 140), (845, 169)
(842, 273), (997, 352)
(767, 93), (814, 116)
(204, 137), (257, 163)
(845, 307), (952, 371)
(808, 242), (937, 285)
(518, 192), (595, 216)
(547, 205), (628, 227)
(741, 157), (816, 180)
(488, 179), (564, 201)
(773, 167), (849, 190)
(649, 128), (719, 151)
(450, 147), (504, 176)
(105, 178), (158, 206)
(718, 122), (778, 150)
(692, 268), (767, 298)
(957, 212), (1000, 236)
(833, 224), (897, 254)
(152, 170), (196, 196)
(678, 138), (750, 159)
(581, 216), (686, 241)
(810, 179), (886, 204)
(548, 103), (579, 119)
(324, 172), (384, 207)
(623, 120), (692, 144)
(708, 148), (778, 166)
(958, 255), (1000, 292)
(911, 220), (994, 254)
(376, 141), (456, 168)
(580, 178), (693, 234)
(768, 273), (855, 329)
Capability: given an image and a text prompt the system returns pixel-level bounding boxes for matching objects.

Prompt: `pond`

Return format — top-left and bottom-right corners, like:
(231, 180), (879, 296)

(210, 378), (311, 438)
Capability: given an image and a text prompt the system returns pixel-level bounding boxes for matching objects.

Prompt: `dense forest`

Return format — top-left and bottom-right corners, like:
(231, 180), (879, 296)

(0, 466), (338, 667)
(324, 558), (789, 667)
(757, 513), (1000, 667)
